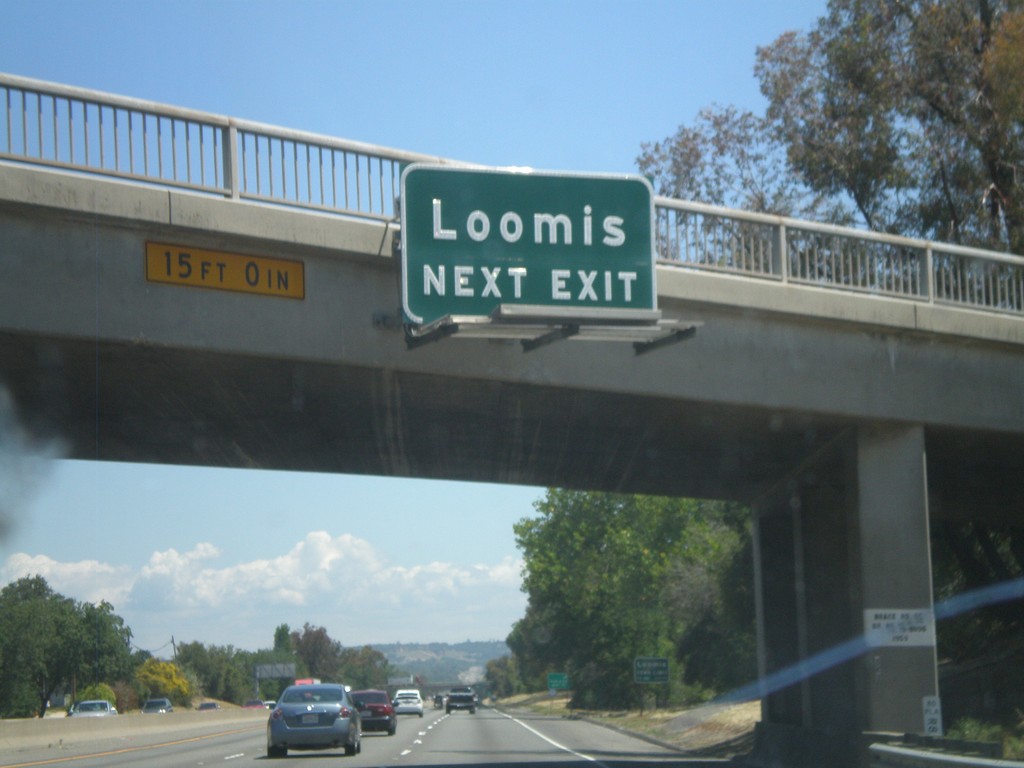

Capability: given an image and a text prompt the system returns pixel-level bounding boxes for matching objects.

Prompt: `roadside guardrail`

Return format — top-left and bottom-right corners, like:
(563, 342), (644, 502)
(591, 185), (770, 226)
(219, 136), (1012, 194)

(870, 741), (1024, 768)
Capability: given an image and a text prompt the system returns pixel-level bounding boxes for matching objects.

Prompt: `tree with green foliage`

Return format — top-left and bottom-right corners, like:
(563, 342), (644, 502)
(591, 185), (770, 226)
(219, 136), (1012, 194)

(76, 682), (117, 709)
(0, 576), (84, 717)
(291, 623), (342, 681)
(638, 104), (840, 222)
(0, 576), (133, 718)
(273, 623), (292, 654)
(176, 641), (253, 704)
(510, 491), (754, 708)
(640, 0), (1024, 252)
(484, 655), (521, 699)
(930, 520), (1024, 671)
(663, 530), (757, 695)
(79, 600), (135, 687)
(756, 0), (1024, 249)
(176, 626), (394, 705)
(337, 645), (394, 689)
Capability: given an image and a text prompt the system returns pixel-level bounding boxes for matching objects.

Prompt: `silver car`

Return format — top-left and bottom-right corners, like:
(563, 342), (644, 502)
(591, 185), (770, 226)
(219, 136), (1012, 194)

(267, 683), (361, 758)
(68, 699), (117, 717)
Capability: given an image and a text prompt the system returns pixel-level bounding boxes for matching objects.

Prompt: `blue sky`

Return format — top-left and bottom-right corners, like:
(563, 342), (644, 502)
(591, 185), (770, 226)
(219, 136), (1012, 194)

(0, 0), (827, 653)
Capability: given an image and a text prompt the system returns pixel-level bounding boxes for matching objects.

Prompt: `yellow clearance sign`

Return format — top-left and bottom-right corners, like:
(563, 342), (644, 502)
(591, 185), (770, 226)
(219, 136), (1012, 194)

(145, 242), (304, 299)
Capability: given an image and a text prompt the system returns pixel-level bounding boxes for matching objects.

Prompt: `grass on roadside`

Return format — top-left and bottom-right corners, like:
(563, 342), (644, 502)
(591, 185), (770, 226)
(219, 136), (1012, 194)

(494, 694), (761, 756)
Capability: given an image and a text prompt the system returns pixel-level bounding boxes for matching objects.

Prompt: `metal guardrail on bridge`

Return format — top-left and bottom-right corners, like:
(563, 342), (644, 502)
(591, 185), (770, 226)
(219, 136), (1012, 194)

(3, 72), (1024, 319)
(870, 742), (1024, 768)
(0, 72), (438, 222)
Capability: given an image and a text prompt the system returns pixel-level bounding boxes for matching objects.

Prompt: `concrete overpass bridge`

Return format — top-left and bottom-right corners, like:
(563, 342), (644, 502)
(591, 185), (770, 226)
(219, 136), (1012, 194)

(2, 74), (1023, 764)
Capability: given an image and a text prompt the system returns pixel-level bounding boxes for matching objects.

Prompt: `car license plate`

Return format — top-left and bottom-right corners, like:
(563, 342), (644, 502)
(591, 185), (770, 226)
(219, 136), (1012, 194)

(302, 713), (318, 725)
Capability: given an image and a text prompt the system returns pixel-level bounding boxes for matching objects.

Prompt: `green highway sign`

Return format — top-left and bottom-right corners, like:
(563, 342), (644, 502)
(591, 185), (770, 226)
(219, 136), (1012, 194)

(633, 656), (669, 684)
(547, 672), (570, 690)
(400, 164), (656, 326)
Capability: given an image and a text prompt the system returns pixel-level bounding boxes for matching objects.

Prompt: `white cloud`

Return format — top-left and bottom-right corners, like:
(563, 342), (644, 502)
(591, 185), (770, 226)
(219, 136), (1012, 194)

(185, 532), (383, 607)
(483, 555), (525, 587)
(1, 552), (132, 605)
(1, 531), (527, 650)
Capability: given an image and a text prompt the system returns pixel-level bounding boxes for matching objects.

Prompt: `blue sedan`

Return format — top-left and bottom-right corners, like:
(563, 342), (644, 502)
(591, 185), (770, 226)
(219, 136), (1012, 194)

(267, 683), (362, 758)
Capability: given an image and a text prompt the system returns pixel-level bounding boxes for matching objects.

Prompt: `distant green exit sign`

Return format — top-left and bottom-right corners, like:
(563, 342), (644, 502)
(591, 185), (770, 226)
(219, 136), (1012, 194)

(634, 656), (669, 683)
(547, 672), (570, 690)
(400, 164), (655, 326)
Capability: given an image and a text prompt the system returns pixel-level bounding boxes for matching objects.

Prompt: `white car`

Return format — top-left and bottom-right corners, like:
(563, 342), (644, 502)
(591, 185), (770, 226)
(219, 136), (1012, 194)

(392, 689), (424, 717)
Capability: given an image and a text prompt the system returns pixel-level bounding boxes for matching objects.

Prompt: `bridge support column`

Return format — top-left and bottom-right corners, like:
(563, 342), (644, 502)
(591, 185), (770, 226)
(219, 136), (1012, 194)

(854, 424), (938, 732)
(751, 424), (938, 766)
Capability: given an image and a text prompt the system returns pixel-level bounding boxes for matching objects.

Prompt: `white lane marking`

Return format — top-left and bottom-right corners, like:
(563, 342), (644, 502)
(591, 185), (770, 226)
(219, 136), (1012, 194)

(224, 754), (245, 761)
(499, 711), (608, 767)
(401, 748), (412, 756)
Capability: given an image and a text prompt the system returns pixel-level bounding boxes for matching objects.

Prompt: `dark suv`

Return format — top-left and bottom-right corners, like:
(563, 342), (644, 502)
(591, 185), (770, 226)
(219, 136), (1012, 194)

(141, 697), (173, 714)
(445, 690), (476, 714)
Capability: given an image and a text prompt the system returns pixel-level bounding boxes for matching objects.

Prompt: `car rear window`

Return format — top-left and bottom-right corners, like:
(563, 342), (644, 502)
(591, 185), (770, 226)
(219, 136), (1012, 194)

(282, 687), (343, 704)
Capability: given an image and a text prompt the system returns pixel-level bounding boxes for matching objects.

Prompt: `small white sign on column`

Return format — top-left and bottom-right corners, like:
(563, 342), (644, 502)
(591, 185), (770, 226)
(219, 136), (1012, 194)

(923, 696), (943, 736)
(864, 608), (936, 647)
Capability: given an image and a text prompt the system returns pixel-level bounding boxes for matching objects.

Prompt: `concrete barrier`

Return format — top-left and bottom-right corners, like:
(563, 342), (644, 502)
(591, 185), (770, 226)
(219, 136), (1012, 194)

(0, 709), (267, 754)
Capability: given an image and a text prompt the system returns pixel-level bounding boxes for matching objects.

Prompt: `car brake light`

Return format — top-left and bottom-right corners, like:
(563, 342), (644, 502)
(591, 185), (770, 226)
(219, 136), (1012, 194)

(271, 709), (283, 720)
(339, 706), (351, 718)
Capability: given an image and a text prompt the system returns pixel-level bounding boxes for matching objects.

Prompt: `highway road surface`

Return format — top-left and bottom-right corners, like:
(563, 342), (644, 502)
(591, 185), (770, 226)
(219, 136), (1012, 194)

(0, 706), (727, 767)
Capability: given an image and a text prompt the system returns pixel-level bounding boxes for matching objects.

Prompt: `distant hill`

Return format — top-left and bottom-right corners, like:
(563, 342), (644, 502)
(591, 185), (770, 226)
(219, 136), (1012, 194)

(376, 640), (509, 686)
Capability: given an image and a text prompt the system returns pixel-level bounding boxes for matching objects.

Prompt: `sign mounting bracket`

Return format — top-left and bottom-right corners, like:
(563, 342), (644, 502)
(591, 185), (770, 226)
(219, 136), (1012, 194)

(403, 305), (700, 354)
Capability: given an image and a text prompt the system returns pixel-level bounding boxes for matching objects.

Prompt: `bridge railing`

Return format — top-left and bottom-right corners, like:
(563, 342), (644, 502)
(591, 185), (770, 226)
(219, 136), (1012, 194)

(656, 198), (1024, 316)
(0, 73), (439, 221)
(3, 73), (1023, 317)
